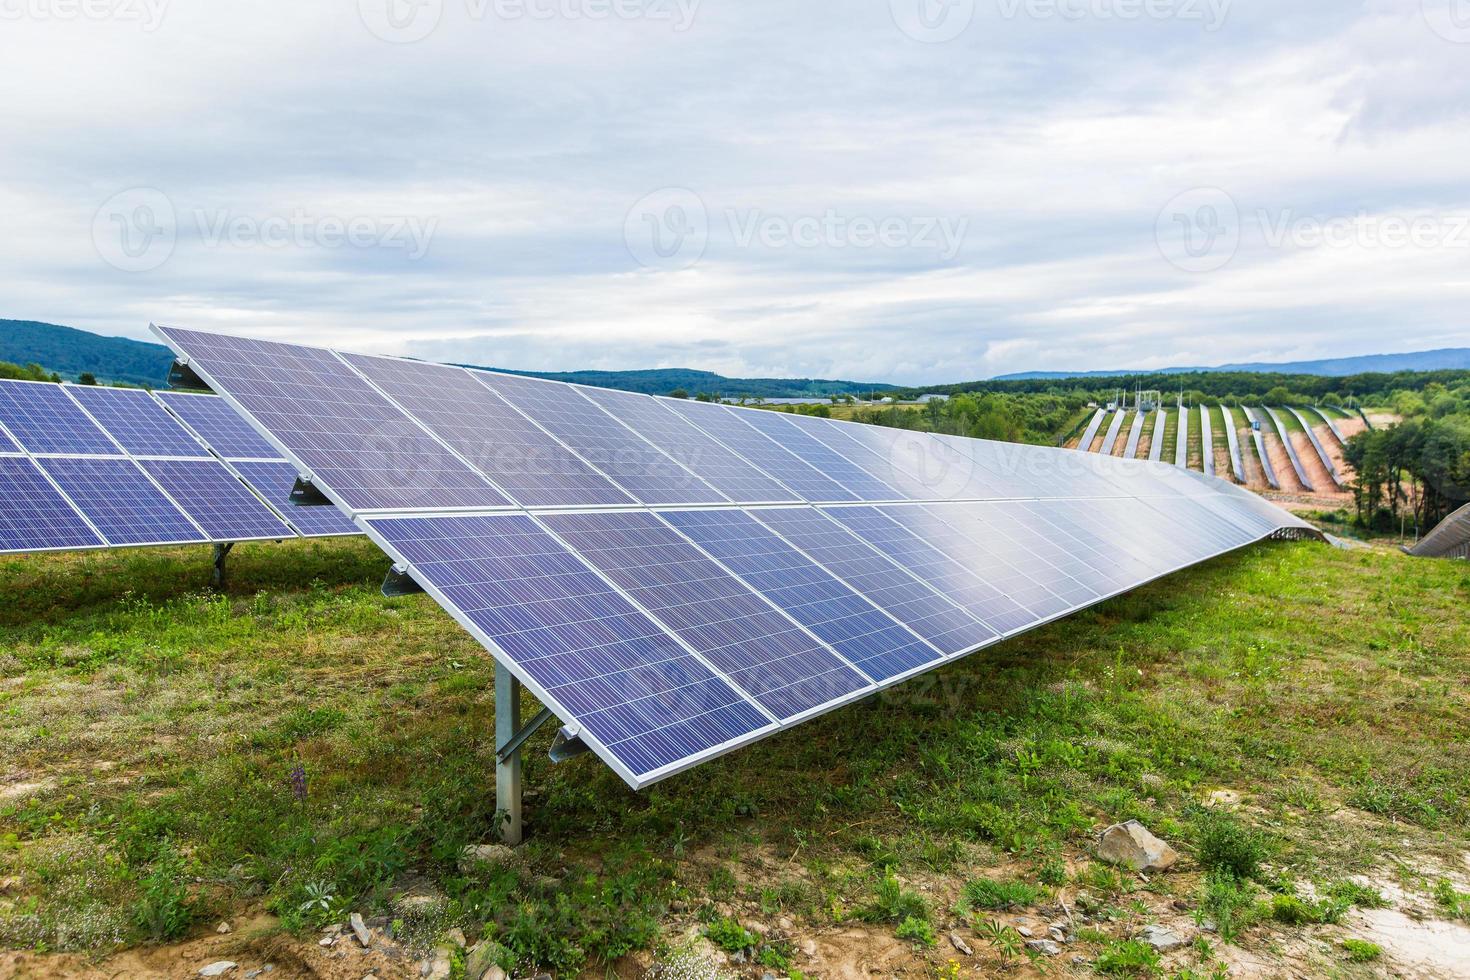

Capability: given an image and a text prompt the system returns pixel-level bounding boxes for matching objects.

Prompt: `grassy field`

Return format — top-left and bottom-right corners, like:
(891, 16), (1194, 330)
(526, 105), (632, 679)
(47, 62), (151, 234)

(1, 538), (1468, 977)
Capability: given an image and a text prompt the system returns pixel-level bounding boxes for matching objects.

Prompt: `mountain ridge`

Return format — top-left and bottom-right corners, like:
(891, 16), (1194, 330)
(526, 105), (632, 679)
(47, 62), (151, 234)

(994, 347), (1470, 381)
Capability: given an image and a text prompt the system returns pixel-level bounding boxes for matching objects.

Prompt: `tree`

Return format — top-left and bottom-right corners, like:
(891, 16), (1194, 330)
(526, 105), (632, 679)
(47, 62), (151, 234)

(668, 388), (689, 399)
(78, 372), (98, 386)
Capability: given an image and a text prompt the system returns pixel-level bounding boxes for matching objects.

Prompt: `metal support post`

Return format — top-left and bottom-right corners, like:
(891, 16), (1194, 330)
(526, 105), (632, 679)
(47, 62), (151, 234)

(495, 661), (523, 845)
(212, 542), (235, 588)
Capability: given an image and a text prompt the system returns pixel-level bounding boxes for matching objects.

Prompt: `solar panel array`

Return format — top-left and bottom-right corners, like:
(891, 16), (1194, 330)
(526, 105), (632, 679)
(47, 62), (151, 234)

(155, 325), (1319, 789)
(0, 380), (356, 555)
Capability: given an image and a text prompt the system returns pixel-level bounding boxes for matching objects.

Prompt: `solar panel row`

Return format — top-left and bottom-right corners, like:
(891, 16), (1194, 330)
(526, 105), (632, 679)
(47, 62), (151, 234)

(153, 325), (1319, 789)
(0, 380), (356, 555)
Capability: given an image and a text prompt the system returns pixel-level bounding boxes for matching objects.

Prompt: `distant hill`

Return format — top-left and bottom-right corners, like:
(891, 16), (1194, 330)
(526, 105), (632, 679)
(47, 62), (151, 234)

(0, 320), (175, 387)
(0, 320), (893, 398)
(995, 348), (1470, 381)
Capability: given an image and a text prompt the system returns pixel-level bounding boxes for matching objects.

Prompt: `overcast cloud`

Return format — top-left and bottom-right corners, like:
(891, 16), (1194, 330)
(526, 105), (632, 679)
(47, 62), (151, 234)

(2, 0), (1468, 384)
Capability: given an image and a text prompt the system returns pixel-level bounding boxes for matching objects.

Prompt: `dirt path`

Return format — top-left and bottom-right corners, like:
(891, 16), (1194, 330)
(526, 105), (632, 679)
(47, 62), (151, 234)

(1238, 424), (1269, 490)
(1262, 429), (1308, 494)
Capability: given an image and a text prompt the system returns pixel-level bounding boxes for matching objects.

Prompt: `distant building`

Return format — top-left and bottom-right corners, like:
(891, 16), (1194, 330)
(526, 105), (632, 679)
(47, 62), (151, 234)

(916, 393), (949, 404)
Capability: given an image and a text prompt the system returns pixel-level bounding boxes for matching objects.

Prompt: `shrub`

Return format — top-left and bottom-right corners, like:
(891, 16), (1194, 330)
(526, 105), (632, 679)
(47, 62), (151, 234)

(861, 873), (928, 924)
(895, 915), (937, 948)
(1193, 812), (1268, 880)
(703, 917), (758, 953)
(1341, 938), (1382, 963)
(133, 844), (193, 941)
(1197, 871), (1261, 942)
(956, 877), (1044, 914)
(1095, 939), (1162, 977)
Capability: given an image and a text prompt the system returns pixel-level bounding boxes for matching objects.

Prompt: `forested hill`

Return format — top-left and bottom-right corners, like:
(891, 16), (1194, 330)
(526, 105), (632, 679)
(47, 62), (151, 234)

(995, 347), (1470, 380)
(0, 320), (892, 397)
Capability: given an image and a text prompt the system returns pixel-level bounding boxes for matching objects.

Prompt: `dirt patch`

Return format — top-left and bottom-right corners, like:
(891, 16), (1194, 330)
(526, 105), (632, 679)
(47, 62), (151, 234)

(1262, 429), (1308, 494)
(1290, 432), (1352, 504)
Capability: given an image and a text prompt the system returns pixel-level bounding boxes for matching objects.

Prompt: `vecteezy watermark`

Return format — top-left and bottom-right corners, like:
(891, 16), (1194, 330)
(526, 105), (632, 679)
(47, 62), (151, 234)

(358, 0), (698, 43)
(1422, 0), (1470, 44)
(1157, 187), (1470, 273)
(92, 188), (439, 272)
(93, 187), (177, 273)
(624, 188), (970, 270)
(195, 208), (438, 259)
(0, 0), (168, 30)
(890, 0), (1229, 42)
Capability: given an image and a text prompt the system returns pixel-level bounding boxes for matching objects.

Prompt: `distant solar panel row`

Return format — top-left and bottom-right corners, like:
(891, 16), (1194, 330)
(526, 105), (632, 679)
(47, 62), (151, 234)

(153, 325), (1319, 789)
(0, 380), (355, 555)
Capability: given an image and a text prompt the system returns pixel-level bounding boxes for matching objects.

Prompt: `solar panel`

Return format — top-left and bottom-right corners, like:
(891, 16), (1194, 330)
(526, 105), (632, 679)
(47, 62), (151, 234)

(363, 513), (773, 784)
(0, 456), (106, 554)
(468, 371), (727, 506)
(730, 409), (905, 501)
(66, 386), (211, 459)
(537, 511), (872, 720)
(660, 508), (941, 682)
(339, 353), (634, 508)
(139, 459), (294, 542)
(580, 389), (801, 504)
(228, 461), (361, 537)
(153, 325), (1322, 791)
(37, 457), (208, 546)
(154, 390), (284, 459)
(0, 380), (119, 455)
(748, 506), (998, 656)
(661, 399), (860, 502)
(153, 327), (511, 512)
(0, 428), (19, 454)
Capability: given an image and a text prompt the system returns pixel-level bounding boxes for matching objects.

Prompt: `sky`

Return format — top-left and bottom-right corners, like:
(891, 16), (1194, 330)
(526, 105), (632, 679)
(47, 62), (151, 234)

(2, 0), (1469, 385)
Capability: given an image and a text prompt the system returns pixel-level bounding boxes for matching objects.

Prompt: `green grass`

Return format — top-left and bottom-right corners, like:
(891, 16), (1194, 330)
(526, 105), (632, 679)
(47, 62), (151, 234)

(1, 537), (1468, 973)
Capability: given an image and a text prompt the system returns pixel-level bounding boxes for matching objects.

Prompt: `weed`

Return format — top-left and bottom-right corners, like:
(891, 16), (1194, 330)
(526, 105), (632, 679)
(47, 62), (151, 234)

(703, 917), (758, 953)
(956, 877), (1044, 914)
(1340, 938), (1382, 962)
(1433, 879), (1470, 921)
(1196, 871), (1260, 942)
(133, 843), (193, 941)
(1325, 880), (1387, 909)
(862, 873), (928, 924)
(976, 918), (1024, 959)
(1192, 810), (1268, 880)
(1094, 938), (1162, 977)
(896, 915), (937, 948)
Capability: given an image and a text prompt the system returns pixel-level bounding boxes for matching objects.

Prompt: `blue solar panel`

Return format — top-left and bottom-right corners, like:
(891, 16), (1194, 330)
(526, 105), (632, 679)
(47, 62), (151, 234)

(67, 386), (211, 459)
(821, 505), (1039, 635)
(0, 380), (119, 455)
(155, 391), (283, 460)
(154, 328), (510, 512)
(731, 408), (905, 501)
(229, 461), (361, 537)
(581, 389), (800, 504)
(140, 459), (295, 542)
(748, 507), (997, 655)
(0, 457), (105, 553)
(38, 458), (207, 546)
(0, 429), (18, 454)
(366, 513), (772, 783)
(471, 371), (727, 506)
(339, 353), (635, 508)
(662, 399), (860, 502)
(931, 502), (1106, 605)
(661, 509), (941, 682)
(539, 511), (872, 719)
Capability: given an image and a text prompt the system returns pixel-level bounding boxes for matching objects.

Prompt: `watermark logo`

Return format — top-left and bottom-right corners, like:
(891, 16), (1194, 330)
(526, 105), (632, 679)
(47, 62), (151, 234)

(890, 0), (975, 43)
(624, 187), (709, 270)
(0, 0), (169, 30)
(727, 209), (968, 260)
(1423, 0), (1470, 44)
(194, 208), (438, 259)
(885, 430), (975, 499)
(358, 0), (443, 43)
(1155, 186), (1240, 273)
(93, 187), (176, 273)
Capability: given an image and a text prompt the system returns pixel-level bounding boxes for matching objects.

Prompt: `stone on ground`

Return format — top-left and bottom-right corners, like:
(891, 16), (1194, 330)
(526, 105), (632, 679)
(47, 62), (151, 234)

(1097, 820), (1178, 872)
(1139, 924), (1187, 951)
(199, 964), (237, 978)
(1026, 939), (1062, 956)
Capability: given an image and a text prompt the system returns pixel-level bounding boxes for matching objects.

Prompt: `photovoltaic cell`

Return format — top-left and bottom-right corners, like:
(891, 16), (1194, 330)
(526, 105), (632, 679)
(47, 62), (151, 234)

(731, 408), (905, 501)
(661, 399), (859, 502)
(0, 380), (118, 456)
(472, 371), (726, 506)
(365, 513), (771, 781)
(0, 429), (19, 454)
(340, 353), (634, 508)
(0, 457), (105, 553)
(822, 505), (1037, 635)
(155, 391), (284, 460)
(749, 507), (998, 656)
(153, 327), (510, 512)
(140, 459), (294, 542)
(67, 386), (211, 459)
(581, 388), (800, 504)
(38, 458), (207, 546)
(229, 461), (361, 537)
(660, 509), (940, 682)
(539, 511), (871, 719)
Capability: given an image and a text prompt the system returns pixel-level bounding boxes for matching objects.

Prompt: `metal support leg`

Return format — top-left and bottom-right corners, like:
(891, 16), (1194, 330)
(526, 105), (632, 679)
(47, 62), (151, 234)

(211, 542), (235, 588)
(495, 661), (523, 845)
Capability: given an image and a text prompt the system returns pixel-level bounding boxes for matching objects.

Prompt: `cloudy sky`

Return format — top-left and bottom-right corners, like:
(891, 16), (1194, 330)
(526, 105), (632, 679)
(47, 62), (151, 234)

(2, 0), (1469, 384)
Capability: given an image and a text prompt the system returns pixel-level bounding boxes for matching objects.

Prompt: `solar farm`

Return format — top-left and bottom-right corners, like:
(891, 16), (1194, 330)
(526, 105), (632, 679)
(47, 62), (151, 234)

(1, 331), (1468, 979)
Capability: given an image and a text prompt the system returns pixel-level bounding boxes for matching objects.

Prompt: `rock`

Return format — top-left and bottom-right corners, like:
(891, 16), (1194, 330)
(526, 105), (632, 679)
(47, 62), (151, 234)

(1139, 924), (1187, 952)
(1207, 789), (1241, 808)
(458, 843), (517, 873)
(799, 939), (817, 958)
(1016, 926), (1034, 937)
(1048, 925), (1068, 943)
(446, 927), (467, 948)
(199, 964), (237, 978)
(1097, 820), (1178, 873)
(243, 972), (262, 980)
(350, 912), (372, 948)
(216, 921), (232, 934)
(465, 939), (508, 980)
(324, 924), (343, 936)
(778, 916), (794, 931)
(948, 932), (973, 956)
(1199, 918), (1218, 933)
(1026, 939), (1062, 956)
(319, 937), (335, 947)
